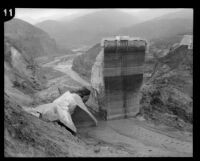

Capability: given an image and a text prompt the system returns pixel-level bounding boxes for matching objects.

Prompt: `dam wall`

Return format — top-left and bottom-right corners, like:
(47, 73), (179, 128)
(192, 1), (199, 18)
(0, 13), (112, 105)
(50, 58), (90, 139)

(102, 36), (147, 120)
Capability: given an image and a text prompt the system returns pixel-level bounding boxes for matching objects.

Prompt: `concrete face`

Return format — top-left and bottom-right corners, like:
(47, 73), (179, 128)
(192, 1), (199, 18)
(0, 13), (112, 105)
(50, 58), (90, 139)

(104, 76), (124, 119)
(103, 37), (146, 120)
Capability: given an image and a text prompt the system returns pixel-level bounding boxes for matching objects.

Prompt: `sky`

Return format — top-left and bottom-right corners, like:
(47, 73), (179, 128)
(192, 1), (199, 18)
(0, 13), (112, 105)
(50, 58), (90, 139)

(15, 8), (186, 24)
(15, 9), (95, 24)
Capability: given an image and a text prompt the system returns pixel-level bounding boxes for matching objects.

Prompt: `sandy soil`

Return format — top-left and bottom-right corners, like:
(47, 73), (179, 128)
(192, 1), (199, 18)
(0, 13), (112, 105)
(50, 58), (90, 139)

(77, 118), (192, 157)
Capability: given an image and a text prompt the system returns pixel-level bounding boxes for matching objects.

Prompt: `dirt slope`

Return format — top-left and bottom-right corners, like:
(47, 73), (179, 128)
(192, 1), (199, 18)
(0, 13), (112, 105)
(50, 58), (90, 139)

(139, 43), (193, 132)
(4, 93), (91, 157)
(78, 118), (192, 157)
(72, 44), (101, 82)
(4, 94), (139, 157)
(4, 37), (47, 106)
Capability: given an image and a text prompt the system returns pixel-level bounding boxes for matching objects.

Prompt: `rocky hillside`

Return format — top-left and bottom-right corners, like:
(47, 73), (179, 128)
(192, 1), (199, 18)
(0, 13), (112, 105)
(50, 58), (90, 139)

(4, 18), (72, 58)
(139, 45), (193, 131)
(4, 36), (47, 106)
(4, 32), (95, 157)
(72, 44), (101, 82)
(4, 18), (74, 107)
(4, 93), (95, 157)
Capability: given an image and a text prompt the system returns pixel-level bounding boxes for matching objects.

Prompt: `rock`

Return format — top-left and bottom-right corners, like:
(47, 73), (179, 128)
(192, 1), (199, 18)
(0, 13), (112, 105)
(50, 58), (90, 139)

(94, 146), (100, 153)
(137, 115), (146, 121)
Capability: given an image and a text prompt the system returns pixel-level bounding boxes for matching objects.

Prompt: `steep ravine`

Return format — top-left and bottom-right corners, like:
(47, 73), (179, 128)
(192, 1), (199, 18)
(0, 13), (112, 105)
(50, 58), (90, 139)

(4, 33), (192, 157)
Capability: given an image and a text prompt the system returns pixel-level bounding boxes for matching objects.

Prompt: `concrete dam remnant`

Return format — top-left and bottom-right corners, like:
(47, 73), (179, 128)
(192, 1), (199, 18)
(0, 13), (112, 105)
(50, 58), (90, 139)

(23, 91), (97, 134)
(87, 36), (147, 120)
(103, 36), (147, 120)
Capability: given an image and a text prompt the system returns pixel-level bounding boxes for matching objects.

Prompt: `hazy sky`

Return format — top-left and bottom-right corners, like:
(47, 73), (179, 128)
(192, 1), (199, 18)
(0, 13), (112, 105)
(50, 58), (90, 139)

(15, 8), (185, 24)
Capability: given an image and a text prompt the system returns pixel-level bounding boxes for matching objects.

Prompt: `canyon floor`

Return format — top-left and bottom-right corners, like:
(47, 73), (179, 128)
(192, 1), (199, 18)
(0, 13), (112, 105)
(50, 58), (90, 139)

(31, 54), (192, 157)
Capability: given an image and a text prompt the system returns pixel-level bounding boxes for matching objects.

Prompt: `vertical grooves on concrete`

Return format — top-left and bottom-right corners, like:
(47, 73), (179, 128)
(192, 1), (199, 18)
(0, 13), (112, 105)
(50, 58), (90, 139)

(121, 40), (128, 118)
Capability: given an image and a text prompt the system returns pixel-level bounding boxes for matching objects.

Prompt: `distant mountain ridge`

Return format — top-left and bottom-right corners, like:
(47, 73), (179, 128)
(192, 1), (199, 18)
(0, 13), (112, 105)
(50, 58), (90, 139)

(117, 18), (192, 40)
(116, 9), (193, 40)
(36, 9), (193, 49)
(5, 18), (72, 58)
(36, 9), (139, 49)
(153, 9), (193, 20)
